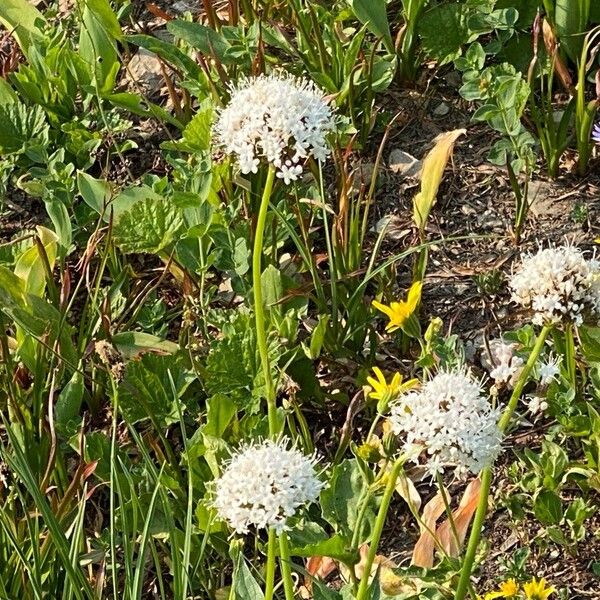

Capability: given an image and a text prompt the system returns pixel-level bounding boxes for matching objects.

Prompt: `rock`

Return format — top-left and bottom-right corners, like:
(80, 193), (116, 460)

(527, 180), (557, 217)
(388, 149), (422, 178)
(432, 102), (450, 116)
(372, 215), (410, 241)
(125, 49), (164, 96)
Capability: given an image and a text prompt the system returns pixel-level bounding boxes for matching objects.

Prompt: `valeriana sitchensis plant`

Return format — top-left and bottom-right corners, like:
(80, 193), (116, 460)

(356, 368), (502, 600)
(214, 439), (324, 600)
(456, 244), (600, 599)
(213, 77), (334, 600)
(214, 72), (335, 437)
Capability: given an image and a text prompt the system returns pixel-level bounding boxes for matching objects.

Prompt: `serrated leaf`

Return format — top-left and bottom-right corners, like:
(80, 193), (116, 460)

(113, 197), (184, 254)
(418, 3), (471, 65)
(117, 354), (194, 426)
(0, 101), (48, 154)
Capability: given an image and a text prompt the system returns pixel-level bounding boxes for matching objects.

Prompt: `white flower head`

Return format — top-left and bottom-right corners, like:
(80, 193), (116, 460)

(389, 369), (502, 478)
(510, 245), (600, 326)
(214, 73), (335, 182)
(213, 438), (324, 534)
(538, 354), (560, 386)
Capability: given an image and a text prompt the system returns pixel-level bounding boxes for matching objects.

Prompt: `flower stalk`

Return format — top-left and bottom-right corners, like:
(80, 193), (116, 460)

(454, 324), (551, 600)
(355, 458), (404, 600)
(253, 164), (278, 437)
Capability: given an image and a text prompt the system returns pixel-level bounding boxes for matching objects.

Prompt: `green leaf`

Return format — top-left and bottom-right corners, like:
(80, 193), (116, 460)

(534, 490), (564, 526)
(288, 521), (357, 563)
(127, 34), (203, 79)
(56, 371), (85, 437)
(113, 196), (185, 254)
(204, 393), (237, 437)
(580, 326), (600, 362)
(167, 20), (231, 62)
(118, 354), (194, 426)
(554, 0), (589, 62)
(0, 101), (48, 154)
(418, 3), (470, 65)
(0, 0), (46, 54)
(321, 459), (377, 542)
(77, 171), (111, 213)
(79, 0), (122, 94)
(112, 331), (179, 360)
(348, 0), (393, 53)
(106, 92), (183, 129)
(181, 103), (214, 152)
(232, 553), (264, 600)
(14, 226), (58, 296)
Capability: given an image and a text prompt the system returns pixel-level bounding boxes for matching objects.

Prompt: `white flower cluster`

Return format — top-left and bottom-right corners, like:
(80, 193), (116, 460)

(510, 245), (600, 326)
(213, 438), (324, 534)
(484, 340), (523, 386)
(389, 369), (502, 477)
(214, 73), (335, 183)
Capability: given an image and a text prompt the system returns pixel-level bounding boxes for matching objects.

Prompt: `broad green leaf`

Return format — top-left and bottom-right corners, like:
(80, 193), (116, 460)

(534, 490), (564, 526)
(113, 196), (185, 254)
(56, 371), (85, 437)
(117, 354), (194, 426)
(0, 266), (27, 310)
(77, 171), (111, 213)
(288, 521), (357, 563)
(167, 20), (231, 62)
(321, 459), (377, 543)
(348, 0), (393, 53)
(554, 0), (589, 62)
(79, 0), (121, 94)
(0, 101), (48, 154)
(0, 0), (46, 54)
(106, 92), (183, 129)
(181, 103), (214, 152)
(204, 393), (237, 438)
(418, 3), (471, 65)
(413, 129), (466, 234)
(127, 34), (203, 79)
(579, 326), (600, 362)
(112, 331), (179, 359)
(14, 226), (58, 296)
(232, 553), (264, 600)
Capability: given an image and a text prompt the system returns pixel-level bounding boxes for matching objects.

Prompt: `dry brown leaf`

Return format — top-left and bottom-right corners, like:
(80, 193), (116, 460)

(436, 478), (482, 557)
(299, 555), (338, 598)
(395, 471), (422, 512)
(411, 492), (446, 567)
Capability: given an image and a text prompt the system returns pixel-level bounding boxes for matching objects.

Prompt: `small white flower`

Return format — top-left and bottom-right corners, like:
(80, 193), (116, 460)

(388, 369), (502, 478)
(213, 438), (324, 534)
(539, 354), (560, 386)
(214, 73), (335, 183)
(526, 394), (548, 415)
(510, 245), (600, 326)
(484, 340), (524, 386)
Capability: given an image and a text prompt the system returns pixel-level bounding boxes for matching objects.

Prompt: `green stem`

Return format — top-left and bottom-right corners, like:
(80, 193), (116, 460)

(356, 459), (404, 600)
(253, 165), (278, 437)
(436, 473), (461, 556)
(564, 323), (577, 391)
(454, 325), (551, 600)
(264, 529), (277, 600)
(279, 533), (295, 600)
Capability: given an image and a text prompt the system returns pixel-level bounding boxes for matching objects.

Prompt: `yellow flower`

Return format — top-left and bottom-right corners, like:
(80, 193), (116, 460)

(522, 578), (555, 600)
(483, 579), (519, 599)
(366, 367), (418, 412)
(372, 281), (422, 333)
